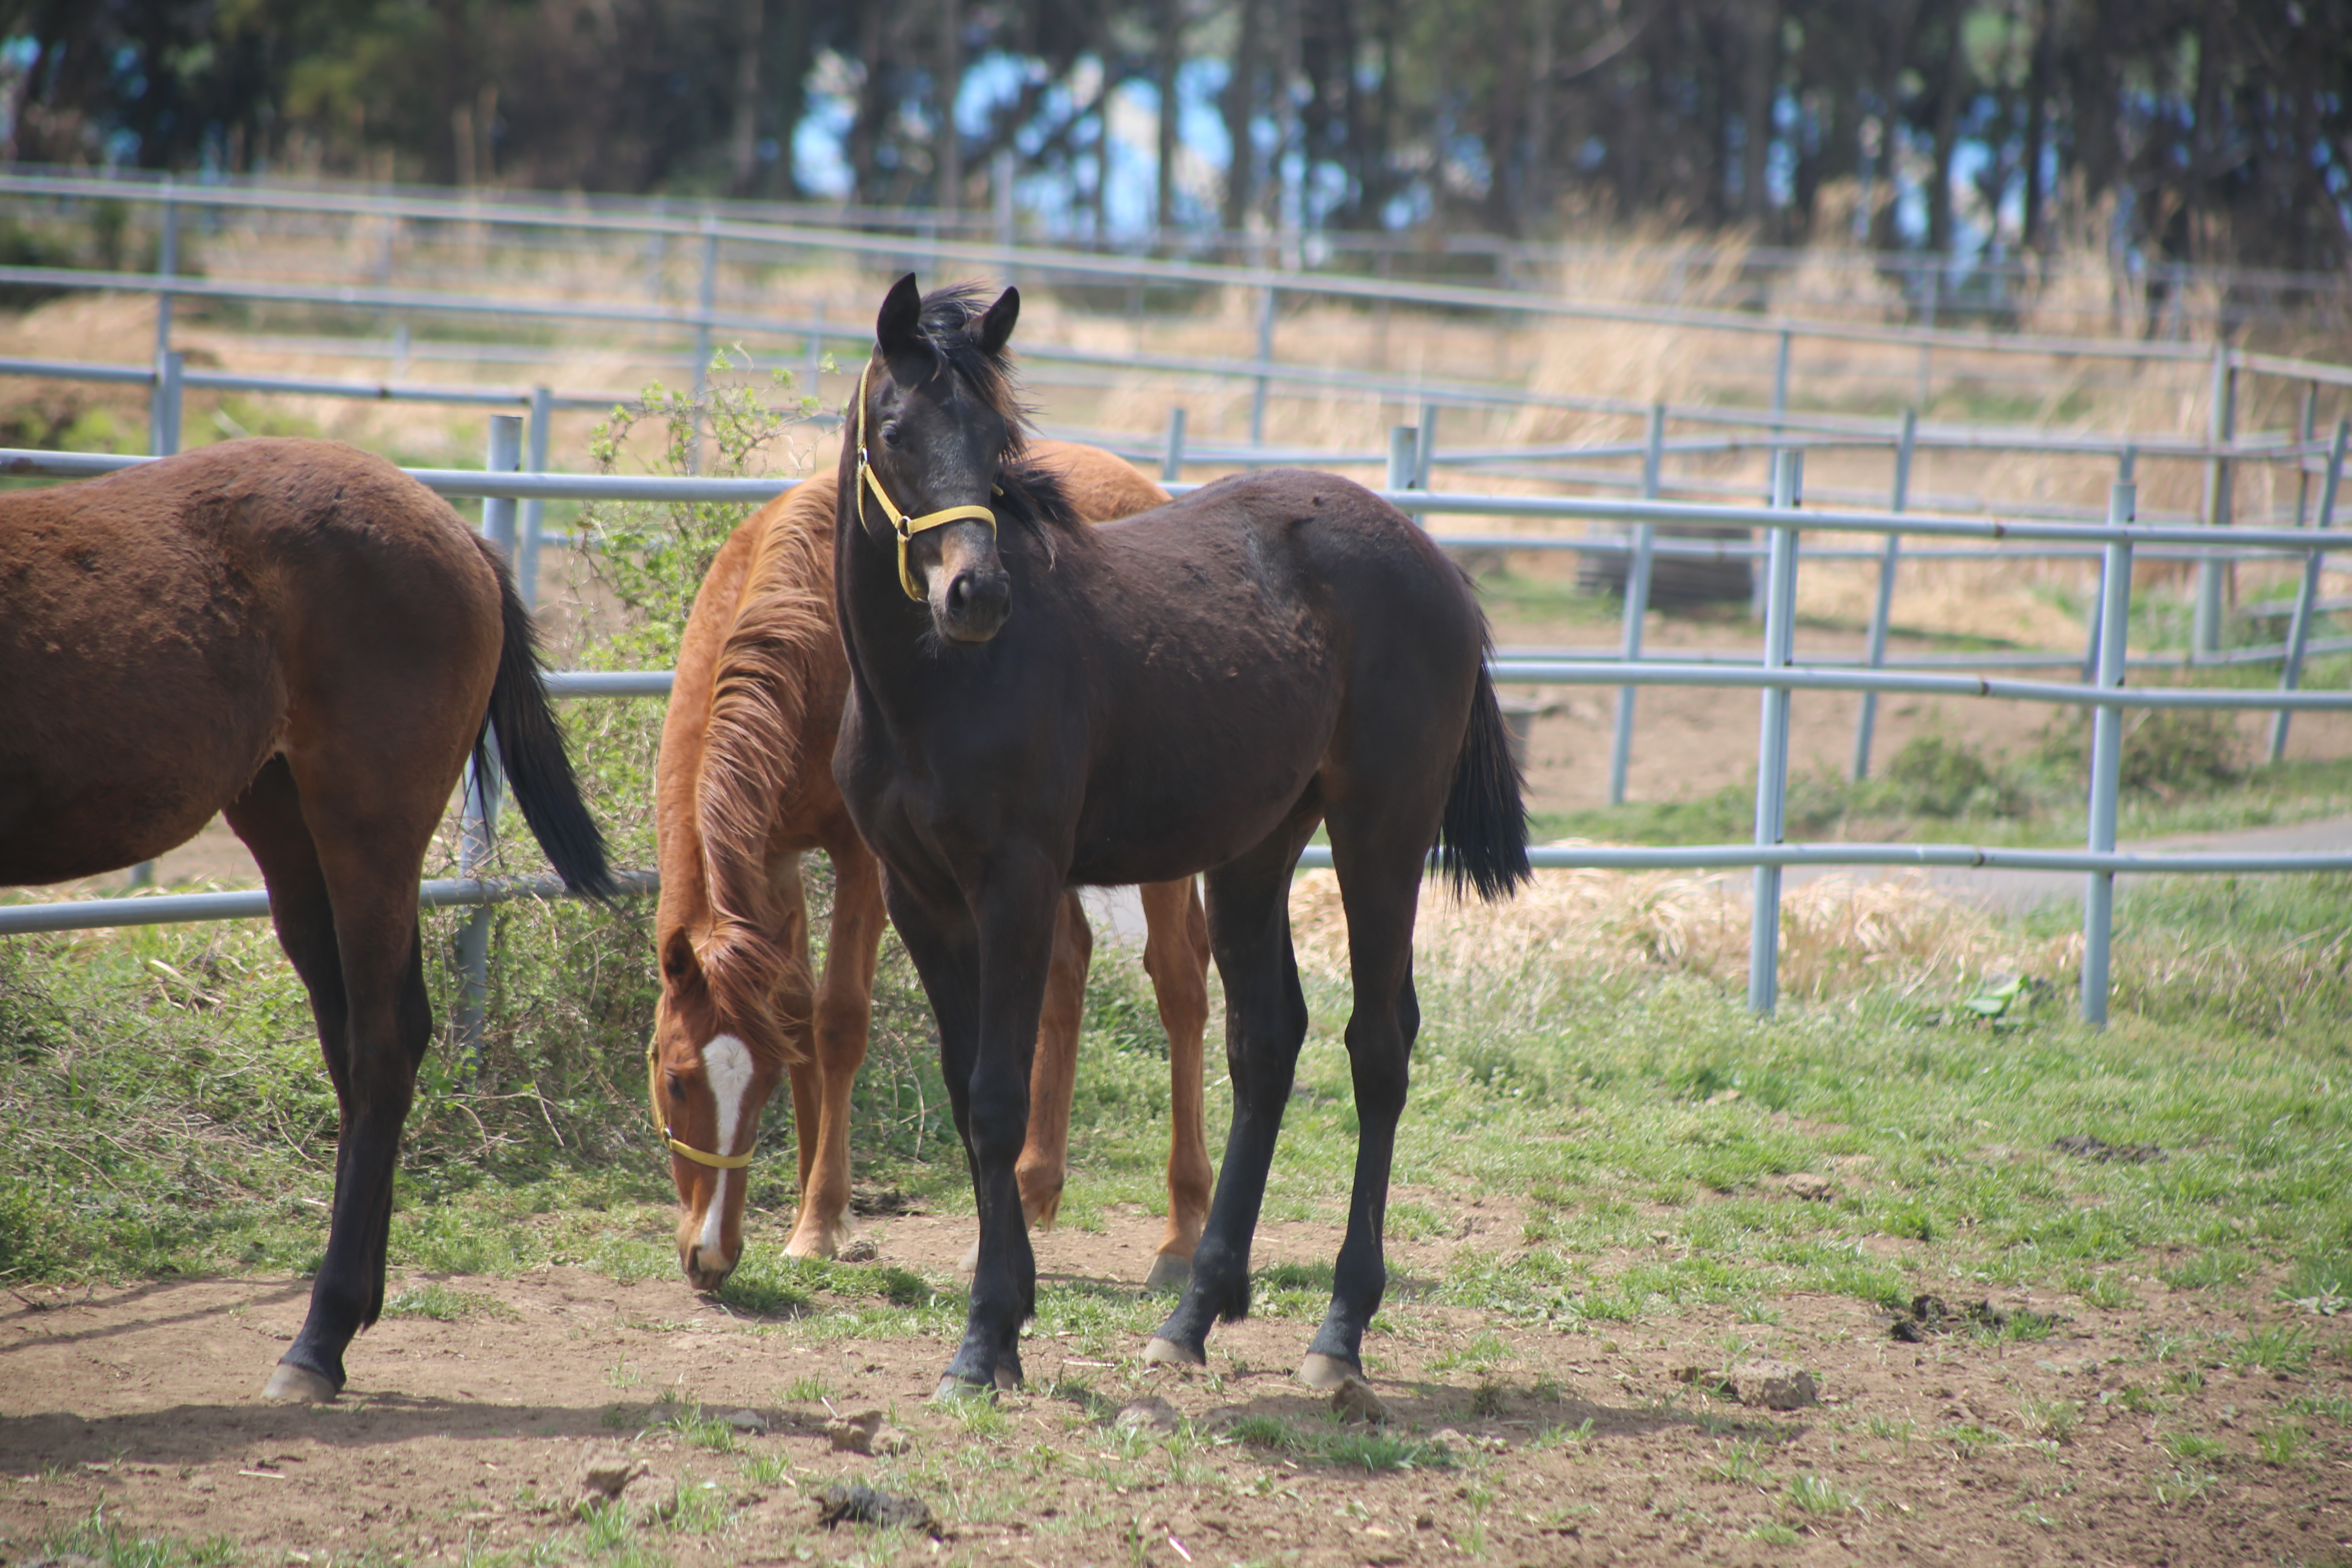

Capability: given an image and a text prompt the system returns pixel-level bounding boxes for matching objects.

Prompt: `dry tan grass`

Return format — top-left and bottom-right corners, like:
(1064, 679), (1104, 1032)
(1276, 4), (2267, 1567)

(3, 207), (2321, 647)
(1288, 848), (2078, 1003)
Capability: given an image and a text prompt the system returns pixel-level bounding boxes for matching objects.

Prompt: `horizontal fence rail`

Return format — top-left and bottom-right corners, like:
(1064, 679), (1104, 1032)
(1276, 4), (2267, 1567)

(10, 169), (2347, 376)
(4, 252), (2352, 1029)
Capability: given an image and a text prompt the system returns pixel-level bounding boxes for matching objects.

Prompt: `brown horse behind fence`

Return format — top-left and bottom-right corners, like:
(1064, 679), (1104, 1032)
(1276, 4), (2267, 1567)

(649, 442), (1212, 1292)
(0, 438), (614, 1402)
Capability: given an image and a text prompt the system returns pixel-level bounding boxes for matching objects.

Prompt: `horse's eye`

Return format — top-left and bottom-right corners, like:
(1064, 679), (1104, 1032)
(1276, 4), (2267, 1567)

(666, 1072), (686, 1099)
(881, 421), (904, 448)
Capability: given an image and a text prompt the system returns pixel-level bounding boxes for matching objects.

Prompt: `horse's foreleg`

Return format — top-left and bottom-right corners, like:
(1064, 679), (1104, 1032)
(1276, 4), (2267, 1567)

(1138, 877), (1213, 1294)
(894, 855), (1059, 1397)
(1146, 822), (1316, 1368)
(1014, 891), (1091, 1235)
(789, 842), (884, 1260)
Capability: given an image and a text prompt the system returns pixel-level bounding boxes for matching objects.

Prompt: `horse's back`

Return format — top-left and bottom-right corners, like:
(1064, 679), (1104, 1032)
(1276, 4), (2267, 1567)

(1037, 469), (1483, 886)
(0, 439), (499, 884)
(1028, 439), (1169, 521)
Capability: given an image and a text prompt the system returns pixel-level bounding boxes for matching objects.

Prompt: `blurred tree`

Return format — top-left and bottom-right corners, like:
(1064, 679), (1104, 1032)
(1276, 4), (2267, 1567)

(1, 0), (2343, 271)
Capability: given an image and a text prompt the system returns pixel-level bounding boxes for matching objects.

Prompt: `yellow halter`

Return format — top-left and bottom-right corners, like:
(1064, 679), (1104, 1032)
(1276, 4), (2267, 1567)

(853, 360), (999, 601)
(646, 1039), (755, 1170)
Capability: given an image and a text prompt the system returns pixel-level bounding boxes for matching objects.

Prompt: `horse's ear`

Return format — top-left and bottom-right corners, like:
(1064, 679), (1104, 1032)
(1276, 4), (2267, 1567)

(661, 929), (706, 998)
(875, 273), (930, 378)
(972, 286), (1020, 357)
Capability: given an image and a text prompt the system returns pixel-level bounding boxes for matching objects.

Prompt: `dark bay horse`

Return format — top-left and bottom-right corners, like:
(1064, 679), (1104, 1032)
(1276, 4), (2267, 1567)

(650, 451), (1211, 1292)
(832, 277), (1529, 1397)
(0, 439), (612, 1402)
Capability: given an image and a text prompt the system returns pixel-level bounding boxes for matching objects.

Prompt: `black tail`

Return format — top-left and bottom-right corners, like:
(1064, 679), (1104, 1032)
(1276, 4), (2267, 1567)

(1436, 659), (1532, 902)
(472, 541), (617, 899)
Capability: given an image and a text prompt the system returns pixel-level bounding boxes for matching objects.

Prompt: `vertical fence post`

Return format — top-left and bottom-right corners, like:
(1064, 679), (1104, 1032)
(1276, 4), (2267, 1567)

(151, 348), (184, 459)
(690, 216), (719, 472)
(2194, 347), (2235, 661)
(1915, 268), (1938, 409)
(1769, 328), (1792, 431)
(1386, 425), (1417, 491)
(2082, 447), (2136, 682)
(1162, 405), (1189, 484)
(1748, 450), (1802, 1016)
(2270, 418), (2347, 762)
(2295, 381), (2321, 530)
(152, 180), (177, 390)
(1249, 285), (1277, 445)
(127, 345), (187, 889)
(804, 299), (825, 401)
(457, 414), (524, 1078)
(1851, 409), (1915, 781)
(518, 385), (552, 609)
(1414, 403), (1439, 490)
(1608, 402), (1666, 805)
(2081, 481), (2136, 1027)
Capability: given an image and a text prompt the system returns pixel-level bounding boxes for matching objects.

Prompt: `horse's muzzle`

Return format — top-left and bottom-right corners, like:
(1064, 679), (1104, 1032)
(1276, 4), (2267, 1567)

(681, 1239), (735, 1293)
(938, 567), (1011, 644)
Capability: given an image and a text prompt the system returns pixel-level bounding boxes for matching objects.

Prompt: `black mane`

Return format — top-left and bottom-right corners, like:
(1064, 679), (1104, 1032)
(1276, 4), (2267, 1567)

(915, 281), (1083, 539)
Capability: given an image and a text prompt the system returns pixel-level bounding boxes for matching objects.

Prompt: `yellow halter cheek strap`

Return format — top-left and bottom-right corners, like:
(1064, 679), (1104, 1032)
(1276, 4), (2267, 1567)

(853, 360), (998, 601)
(645, 1040), (756, 1170)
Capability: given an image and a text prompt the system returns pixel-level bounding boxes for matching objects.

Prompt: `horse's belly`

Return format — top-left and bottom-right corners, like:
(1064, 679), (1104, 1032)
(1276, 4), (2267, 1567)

(0, 622), (285, 886)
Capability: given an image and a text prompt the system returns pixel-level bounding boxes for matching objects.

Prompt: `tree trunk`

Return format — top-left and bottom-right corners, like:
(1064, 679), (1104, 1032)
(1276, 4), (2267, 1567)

(1927, 7), (1967, 256)
(940, 0), (964, 212)
(728, 0), (765, 198)
(1739, 0), (1783, 227)
(1223, 0), (1260, 234)
(1155, 0), (1180, 235)
(850, 4), (884, 203)
(2022, 0), (2052, 251)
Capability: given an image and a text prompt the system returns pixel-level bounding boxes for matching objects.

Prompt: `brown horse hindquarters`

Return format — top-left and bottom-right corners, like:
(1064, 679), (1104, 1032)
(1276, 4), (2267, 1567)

(0, 439), (611, 1403)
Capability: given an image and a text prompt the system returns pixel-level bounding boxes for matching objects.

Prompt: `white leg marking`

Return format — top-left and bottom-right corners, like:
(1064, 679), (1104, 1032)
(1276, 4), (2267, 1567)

(697, 1034), (755, 1259)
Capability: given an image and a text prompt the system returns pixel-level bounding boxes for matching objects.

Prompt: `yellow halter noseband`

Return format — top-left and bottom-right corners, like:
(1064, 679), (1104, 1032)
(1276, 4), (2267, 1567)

(853, 360), (999, 601)
(646, 1039), (756, 1170)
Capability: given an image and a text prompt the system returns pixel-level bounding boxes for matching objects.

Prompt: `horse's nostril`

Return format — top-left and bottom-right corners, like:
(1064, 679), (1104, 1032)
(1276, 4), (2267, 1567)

(947, 575), (969, 612)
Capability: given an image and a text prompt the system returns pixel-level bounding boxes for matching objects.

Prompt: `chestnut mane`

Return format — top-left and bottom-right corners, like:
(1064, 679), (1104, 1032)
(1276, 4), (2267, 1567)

(688, 479), (840, 1056)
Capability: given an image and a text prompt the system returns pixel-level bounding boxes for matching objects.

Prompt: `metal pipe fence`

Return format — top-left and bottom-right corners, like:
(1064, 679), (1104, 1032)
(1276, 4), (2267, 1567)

(5, 439), (2349, 1027)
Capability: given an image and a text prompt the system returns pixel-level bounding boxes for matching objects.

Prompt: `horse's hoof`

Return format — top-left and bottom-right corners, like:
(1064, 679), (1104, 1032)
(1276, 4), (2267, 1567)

(994, 1364), (1021, 1393)
(261, 1363), (338, 1404)
(1141, 1336), (1206, 1368)
(932, 1374), (996, 1404)
(1140, 1253), (1192, 1295)
(1296, 1352), (1363, 1391)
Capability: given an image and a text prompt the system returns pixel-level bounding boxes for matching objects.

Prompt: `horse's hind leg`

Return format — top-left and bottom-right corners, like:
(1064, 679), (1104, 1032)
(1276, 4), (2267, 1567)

(1015, 891), (1091, 1235)
(1139, 878), (1212, 1294)
(1295, 814), (1429, 1391)
(251, 764), (441, 1401)
(1145, 819), (1316, 1367)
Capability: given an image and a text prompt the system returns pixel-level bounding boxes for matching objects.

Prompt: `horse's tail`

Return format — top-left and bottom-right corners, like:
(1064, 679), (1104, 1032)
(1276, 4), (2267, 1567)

(1435, 657), (1531, 902)
(474, 539), (617, 899)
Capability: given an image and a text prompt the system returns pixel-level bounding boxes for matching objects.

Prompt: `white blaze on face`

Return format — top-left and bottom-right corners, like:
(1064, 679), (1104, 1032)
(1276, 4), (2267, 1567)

(696, 1033), (756, 1259)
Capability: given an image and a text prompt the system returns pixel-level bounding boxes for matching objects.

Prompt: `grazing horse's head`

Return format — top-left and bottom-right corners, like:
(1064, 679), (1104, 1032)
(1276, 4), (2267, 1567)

(648, 926), (785, 1292)
(851, 273), (1030, 645)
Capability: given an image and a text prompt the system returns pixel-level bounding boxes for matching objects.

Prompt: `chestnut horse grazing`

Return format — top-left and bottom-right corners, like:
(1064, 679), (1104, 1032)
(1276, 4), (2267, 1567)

(650, 446), (1212, 1292)
(0, 439), (613, 1402)
(834, 278), (1530, 1398)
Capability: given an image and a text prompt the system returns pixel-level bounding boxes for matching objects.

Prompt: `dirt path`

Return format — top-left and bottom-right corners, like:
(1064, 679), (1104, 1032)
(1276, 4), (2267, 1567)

(5, 1198), (2345, 1567)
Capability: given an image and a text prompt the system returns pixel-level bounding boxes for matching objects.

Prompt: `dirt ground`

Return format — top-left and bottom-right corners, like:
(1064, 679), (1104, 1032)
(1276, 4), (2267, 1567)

(4, 1196), (2345, 1568)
